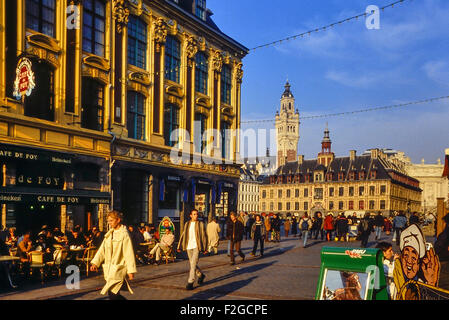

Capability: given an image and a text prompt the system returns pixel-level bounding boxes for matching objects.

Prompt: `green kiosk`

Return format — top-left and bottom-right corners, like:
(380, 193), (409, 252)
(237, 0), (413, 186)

(316, 247), (389, 300)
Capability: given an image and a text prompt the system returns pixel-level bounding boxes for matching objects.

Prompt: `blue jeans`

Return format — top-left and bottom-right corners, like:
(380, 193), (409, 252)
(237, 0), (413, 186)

(302, 230), (309, 247)
(375, 226), (382, 239)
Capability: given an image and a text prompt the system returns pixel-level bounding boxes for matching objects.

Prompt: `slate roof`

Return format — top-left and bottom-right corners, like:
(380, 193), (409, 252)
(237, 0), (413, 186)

(268, 155), (421, 191)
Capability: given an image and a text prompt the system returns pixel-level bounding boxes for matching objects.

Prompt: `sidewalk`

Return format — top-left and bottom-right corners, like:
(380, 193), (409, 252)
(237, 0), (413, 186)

(0, 239), (271, 300)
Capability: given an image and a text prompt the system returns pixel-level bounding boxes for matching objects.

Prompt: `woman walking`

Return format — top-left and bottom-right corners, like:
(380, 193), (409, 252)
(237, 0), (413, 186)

(250, 214), (266, 257)
(90, 211), (137, 300)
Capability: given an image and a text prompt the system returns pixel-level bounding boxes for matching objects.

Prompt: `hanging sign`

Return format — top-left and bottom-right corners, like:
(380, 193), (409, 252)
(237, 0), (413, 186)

(13, 57), (36, 99)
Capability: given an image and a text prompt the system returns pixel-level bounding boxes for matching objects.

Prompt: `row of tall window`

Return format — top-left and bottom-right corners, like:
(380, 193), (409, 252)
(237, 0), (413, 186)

(262, 200), (387, 212)
(262, 185), (388, 199)
(8, 0), (234, 152)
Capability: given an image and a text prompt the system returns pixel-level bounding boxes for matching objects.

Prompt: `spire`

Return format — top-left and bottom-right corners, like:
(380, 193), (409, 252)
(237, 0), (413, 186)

(322, 123), (331, 143)
(282, 80), (294, 98)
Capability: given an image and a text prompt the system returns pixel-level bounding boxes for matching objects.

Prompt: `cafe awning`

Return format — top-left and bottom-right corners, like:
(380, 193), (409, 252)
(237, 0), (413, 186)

(0, 186), (111, 205)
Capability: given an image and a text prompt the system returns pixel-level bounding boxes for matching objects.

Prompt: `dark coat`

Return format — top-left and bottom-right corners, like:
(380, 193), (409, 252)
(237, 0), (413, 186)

(335, 217), (349, 233)
(226, 220), (245, 242)
(435, 226), (449, 261)
(374, 214), (385, 227)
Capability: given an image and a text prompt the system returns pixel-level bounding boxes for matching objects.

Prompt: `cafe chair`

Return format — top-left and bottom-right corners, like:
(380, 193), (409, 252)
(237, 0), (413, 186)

(9, 247), (18, 257)
(46, 247), (69, 278)
(29, 251), (46, 284)
(77, 247), (97, 276)
(161, 246), (175, 264)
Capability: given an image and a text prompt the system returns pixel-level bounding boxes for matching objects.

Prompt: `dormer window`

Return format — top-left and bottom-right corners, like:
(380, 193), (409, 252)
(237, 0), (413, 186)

(349, 172), (355, 180)
(195, 0), (207, 21)
(359, 171), (365, 180)
(371, 170), (377, 179)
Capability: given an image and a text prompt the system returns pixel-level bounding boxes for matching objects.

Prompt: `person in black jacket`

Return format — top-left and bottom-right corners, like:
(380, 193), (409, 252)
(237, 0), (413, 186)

(226, 212), (245, 265)
(408, 212), (420, 226)
(374, 212), (385, 240)
(358, 213), (373, 248)
(271, 214), (281, 242)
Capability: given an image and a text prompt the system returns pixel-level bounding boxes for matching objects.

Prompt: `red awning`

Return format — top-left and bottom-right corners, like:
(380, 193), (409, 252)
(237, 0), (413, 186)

(443, 155), (449, 178)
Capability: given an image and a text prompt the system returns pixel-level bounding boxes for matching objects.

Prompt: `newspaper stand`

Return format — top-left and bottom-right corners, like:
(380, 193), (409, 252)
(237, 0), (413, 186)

(316, 247), (389, 300)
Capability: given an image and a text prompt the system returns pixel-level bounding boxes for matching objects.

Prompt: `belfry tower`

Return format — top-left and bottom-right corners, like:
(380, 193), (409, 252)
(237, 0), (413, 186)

(275, 81), (300, 168)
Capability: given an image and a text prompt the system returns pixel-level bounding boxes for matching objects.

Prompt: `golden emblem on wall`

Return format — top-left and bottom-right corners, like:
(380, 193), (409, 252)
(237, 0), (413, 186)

(153, 17), (168, 52)
(113, 0), (130, 34)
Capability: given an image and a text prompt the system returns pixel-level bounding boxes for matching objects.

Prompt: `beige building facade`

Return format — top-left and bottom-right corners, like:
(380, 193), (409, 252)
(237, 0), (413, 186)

(260, 130), (422, 217)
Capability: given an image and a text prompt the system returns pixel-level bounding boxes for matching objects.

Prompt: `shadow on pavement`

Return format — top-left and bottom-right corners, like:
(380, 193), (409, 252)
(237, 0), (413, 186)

(200, 261), (276, 288)
(186, 276), (258, 300)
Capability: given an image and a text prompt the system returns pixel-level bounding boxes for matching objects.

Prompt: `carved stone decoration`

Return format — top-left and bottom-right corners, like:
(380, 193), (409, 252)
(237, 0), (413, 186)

(134, 148), (148, 159)
(113, 0), (130, 34)
(185, 35), (198, 60)
(212, 50), (223, 73)
(235, 62), (244, 83)
(114, 145), (131, 156)
(153, 17), (168, 52)
(151, 152), (164, 162)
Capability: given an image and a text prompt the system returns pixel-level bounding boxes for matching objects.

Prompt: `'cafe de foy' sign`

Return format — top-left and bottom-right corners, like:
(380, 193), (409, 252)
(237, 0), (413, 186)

(13, 57), (36, 99)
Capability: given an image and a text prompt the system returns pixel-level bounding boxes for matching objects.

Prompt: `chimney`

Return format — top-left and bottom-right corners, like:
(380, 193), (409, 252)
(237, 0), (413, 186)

(370, 149), (379, 159)
(350, 150), (356, 161)
(298, 155), (304, 164)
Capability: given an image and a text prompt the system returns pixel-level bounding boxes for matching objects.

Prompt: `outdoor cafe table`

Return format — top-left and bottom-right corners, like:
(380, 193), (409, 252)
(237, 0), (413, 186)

(0, 256), (20, 288)
(68, 247), (86, 265)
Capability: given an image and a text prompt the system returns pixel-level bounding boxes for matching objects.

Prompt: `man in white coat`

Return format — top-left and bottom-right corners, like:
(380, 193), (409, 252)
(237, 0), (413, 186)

(90, 211), (137, 300)
(206, 217), (221, 255)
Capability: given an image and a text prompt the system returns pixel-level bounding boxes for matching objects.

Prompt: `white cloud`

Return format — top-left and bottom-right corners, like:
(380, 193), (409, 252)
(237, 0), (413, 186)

(423, 60), (449, 86)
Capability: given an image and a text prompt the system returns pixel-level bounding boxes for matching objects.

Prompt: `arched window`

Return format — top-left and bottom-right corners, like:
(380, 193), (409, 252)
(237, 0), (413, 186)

(194, 113), (207, 153)
(165, 36), (181, 83)
(128, 15), (147, 69)
(164, 104), (180, 147)
(127, 91), (146, 141)
(24, 60), (54, 121)
(81, 77), (104, 131)
(195, 52), (208, 94)
(26, 0), (56, 37)
(83, 0), (106, 56)
(221, 64), (231, 104)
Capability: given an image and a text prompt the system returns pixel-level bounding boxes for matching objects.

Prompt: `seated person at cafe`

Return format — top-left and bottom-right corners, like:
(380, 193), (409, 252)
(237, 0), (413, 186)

(149, 228), (175, 265)
(143, 225), (152, 242)
(53, 227), (66, 244)
(35, 235), (53, 262)
(5, 227), (18, 248)
(91, 227), (104, 248)
(67, 227), (86, 248)
(17, 233), (33, 263)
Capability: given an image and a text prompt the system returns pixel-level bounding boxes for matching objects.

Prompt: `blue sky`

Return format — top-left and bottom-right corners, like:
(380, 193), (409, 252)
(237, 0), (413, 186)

(207, 0), (449, 163)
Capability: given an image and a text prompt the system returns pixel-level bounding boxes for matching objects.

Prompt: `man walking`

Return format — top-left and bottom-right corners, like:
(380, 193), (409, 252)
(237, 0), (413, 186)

(177, 209), (208, 290)
(264, 215), (271, 242)
(206, 217), (221, 255)
(374, 212), (385, 240)
(392, 211), (408, 246)
(227, 212), (245, 265)
(358, 212), (373, 248)
(90, 211), (137, 300)
(299, 213), (312, 248)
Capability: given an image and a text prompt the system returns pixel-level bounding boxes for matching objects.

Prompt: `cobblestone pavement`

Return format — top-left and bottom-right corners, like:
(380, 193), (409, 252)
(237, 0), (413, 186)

(0, 232), (441, 300)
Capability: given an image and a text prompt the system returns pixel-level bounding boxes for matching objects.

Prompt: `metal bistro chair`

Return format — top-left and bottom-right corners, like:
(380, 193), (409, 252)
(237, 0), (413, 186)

(161, 245), (176, 264)
(76, 247), (97, 277)
(46, 247), (69, 278)
(29, 251), (46, 284)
